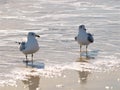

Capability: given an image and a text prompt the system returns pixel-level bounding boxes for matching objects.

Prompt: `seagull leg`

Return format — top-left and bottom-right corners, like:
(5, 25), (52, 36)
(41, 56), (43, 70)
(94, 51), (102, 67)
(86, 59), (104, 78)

(31, 54), (33, 66)
(26, 55), (28, 67)
(80, 45), (82, 52)
(86, 45), (88, 56)
(79, 45), (82, 57)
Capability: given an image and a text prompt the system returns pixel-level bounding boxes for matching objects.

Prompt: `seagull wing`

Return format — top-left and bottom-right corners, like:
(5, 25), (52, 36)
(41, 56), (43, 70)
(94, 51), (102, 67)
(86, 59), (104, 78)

(87, 33), (94, 43)
(20, 42), (26, 51)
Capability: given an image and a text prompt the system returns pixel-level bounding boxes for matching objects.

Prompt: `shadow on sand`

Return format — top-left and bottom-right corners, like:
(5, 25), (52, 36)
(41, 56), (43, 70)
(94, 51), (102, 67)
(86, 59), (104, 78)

(78, 50), (99, 60)
(23, 61), (45, 69)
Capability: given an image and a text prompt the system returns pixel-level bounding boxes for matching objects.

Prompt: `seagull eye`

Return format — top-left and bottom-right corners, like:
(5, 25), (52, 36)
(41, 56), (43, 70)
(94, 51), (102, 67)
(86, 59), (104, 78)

(31, 33), (34, 35)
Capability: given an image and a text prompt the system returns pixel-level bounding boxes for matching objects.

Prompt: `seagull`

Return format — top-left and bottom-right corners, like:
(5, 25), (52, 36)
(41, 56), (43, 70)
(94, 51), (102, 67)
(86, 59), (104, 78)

(75, 25), (94, 55)
(17, 32), (40, 66)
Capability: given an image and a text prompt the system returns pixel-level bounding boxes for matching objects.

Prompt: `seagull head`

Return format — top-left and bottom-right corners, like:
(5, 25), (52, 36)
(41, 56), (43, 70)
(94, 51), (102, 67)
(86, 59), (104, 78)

(79, 25), (86, 31)
(28, 32), (40, 38)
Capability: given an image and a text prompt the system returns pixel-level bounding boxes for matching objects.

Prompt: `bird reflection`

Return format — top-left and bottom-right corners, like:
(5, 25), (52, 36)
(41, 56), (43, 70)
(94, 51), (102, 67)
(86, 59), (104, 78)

(78, 70), (89, 84)
(77, 56), (90, 84)
(22, 75), (40, 90)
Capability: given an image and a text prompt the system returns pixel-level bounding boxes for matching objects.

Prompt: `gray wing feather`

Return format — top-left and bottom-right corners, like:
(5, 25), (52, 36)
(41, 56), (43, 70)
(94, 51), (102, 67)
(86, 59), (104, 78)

(20, 42), (26, 51)
(87, 33), (94, 43)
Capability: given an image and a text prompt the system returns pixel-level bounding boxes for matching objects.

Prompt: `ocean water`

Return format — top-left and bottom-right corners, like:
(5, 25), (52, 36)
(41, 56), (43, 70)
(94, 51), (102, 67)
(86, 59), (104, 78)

(0, 0), (120, 89)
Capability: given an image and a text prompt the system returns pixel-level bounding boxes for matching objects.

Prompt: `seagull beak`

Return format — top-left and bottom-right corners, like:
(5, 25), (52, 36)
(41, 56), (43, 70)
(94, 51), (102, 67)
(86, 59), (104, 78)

(35, 34), (40, 38)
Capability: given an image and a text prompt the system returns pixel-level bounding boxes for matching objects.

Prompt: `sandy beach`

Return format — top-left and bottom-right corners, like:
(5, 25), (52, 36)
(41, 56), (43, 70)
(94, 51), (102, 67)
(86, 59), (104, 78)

(0, 65), (120, 90)
(0, 0), (120, 90)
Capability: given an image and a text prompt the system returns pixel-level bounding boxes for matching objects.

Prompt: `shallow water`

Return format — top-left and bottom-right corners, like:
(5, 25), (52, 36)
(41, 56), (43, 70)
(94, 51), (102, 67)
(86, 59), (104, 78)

(0, 0), (120, 90)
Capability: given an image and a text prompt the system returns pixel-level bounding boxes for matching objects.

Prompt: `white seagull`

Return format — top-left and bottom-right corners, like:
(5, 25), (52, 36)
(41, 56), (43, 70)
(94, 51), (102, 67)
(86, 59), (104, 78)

(18, 32), (40, 65)
(75, 25), (94, 55)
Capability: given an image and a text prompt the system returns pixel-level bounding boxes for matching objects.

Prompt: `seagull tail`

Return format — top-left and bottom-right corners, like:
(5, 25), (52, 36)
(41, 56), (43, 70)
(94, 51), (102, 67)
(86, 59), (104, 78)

(75, 36), (77, 41)
(87, 33), (94, 43)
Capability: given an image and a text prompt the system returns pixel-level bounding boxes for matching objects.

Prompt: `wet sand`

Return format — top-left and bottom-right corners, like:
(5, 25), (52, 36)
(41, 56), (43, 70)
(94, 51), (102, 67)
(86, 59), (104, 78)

(0, 0), (120, 90)
(0, 69), (120, 90)
(0, 56), (120, 90)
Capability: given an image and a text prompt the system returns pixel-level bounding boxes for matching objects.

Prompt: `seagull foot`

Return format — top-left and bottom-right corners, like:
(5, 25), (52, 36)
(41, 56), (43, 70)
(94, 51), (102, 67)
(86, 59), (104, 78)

(23, 60), (31, 63)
